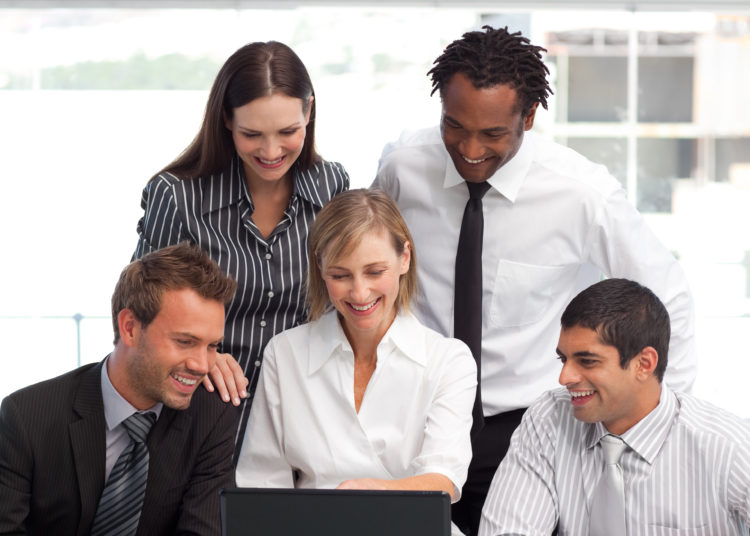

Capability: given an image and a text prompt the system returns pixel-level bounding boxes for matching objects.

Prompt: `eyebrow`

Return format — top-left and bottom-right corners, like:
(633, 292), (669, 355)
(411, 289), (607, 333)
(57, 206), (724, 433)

(173, 332), (224, 344)
(556, 348), (602, 358)
(442, 114), (511, 135)
(326, 261), (388, 271)
(237, 122), (302, 133)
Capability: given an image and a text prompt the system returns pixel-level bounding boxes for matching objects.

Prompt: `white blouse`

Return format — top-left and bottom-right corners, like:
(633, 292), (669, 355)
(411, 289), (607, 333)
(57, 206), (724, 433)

(236, 309), (477, 501)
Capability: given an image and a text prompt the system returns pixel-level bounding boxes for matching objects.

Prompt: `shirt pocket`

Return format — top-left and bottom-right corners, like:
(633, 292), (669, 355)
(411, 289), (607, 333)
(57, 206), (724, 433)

(645, 526), (711, 536)
(489, 260), (574, 327)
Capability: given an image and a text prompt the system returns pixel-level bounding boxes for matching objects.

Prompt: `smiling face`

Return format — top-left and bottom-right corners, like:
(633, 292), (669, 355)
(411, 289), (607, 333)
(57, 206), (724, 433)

(440, 72), (537, 183)
(556, 325), (660, 435)
(226, 93), (312, 187)
(120, 288), (225, 410)
(321, 229), (410, 345)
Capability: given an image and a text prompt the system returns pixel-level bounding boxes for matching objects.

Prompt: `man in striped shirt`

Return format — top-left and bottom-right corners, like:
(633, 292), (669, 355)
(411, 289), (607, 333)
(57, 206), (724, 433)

(479, 278), (750, 536)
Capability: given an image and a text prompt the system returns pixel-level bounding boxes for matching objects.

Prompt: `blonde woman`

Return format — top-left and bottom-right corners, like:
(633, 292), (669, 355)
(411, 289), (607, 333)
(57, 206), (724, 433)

(237, 189), (476, 534)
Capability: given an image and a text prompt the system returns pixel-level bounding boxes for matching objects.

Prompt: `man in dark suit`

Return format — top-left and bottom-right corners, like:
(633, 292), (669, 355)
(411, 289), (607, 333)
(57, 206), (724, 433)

(0, 242), (239, 535)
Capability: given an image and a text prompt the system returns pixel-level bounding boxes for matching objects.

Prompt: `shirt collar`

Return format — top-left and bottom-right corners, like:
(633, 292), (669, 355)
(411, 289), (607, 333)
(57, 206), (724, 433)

(101, 355), (163, 431)
(307, 310), (428, 376)
(442, 129), (535, 203)
(584, 384), (676, 465)
(201, 157), (246, 215)
(202, 157), (329, 215)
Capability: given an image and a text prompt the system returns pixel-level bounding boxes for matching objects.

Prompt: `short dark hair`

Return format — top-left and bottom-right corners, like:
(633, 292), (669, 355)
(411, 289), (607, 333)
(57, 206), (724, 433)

(428, 25), (552, 116)
(111, 242), (237, 344)
(561, 278), (670, 382)
(158, 41), (319, 180)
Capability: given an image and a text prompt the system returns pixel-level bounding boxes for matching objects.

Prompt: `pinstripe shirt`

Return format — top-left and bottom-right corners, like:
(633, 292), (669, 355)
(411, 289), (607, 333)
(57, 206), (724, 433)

(132, 157), (349, 449)
(479, 385), (750, 536)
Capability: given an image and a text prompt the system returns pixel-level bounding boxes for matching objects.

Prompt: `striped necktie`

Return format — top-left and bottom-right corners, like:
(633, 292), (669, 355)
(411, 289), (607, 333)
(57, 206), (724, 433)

(91, 411), (156, 536)
(589, 434), (628, 536)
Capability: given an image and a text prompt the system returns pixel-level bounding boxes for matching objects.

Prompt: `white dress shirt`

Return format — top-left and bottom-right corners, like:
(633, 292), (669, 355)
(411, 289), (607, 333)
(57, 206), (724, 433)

(479, 385), (750, 535)
(373, 126), (696, 415)
(236, 309), (477, 502)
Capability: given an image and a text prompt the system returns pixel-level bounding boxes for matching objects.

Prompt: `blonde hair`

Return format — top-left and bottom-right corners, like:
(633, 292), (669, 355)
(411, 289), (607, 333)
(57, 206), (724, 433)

(306, 189), (417, 321)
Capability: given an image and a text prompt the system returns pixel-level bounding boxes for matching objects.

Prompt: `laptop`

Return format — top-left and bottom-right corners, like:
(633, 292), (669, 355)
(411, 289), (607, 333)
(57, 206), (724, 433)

(221, 487), (451, 536)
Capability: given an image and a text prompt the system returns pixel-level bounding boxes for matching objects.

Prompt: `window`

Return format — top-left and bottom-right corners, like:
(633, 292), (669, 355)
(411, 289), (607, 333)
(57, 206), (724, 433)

(1, 5), (748, 417)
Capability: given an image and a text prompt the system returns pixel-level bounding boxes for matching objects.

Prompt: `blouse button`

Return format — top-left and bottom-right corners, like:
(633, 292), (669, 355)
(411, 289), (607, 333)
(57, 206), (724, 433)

(265, 252), (272, 260)
(259, 320), (267, 327)
(267, 291), (274, 298)
(254, 360), (261, 367)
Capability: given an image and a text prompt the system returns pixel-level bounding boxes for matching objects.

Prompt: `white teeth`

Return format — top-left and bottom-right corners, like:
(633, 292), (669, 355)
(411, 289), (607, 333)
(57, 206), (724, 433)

(350, 299), (379, 311)
(173, 374), (197, 386)
(570, 390), (594, 398)
(462, 156), (486, 164)
(259, 157), (282, 165)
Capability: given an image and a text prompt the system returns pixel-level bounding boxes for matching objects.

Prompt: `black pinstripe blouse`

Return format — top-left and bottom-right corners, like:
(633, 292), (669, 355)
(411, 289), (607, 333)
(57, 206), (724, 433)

(133, 157), (349, 453)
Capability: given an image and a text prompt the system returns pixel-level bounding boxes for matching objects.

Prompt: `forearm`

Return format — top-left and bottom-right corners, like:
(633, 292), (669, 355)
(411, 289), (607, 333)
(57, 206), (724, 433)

(337, 472), (455, 500)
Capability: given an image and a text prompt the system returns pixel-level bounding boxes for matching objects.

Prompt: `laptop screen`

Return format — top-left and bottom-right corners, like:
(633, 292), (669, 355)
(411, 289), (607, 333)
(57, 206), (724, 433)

(221, 488), (451, 536)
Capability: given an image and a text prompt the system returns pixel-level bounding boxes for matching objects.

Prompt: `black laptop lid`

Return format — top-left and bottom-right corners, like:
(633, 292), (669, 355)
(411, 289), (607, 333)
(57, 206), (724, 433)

(221, 488), (451, 536)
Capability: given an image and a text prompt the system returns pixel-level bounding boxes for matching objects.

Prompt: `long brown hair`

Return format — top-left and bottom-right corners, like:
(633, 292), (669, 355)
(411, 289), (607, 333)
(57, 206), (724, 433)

(157, 41), (319, 180)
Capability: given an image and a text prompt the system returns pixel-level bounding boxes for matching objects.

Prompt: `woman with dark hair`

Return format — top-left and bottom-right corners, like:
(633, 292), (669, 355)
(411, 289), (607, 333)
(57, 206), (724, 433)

(132, 41), (349, 453)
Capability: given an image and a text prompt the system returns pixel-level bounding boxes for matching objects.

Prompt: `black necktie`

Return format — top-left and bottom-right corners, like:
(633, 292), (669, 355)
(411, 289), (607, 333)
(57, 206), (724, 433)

(454, 180), (491, 443)
(91, 411), (156, 536)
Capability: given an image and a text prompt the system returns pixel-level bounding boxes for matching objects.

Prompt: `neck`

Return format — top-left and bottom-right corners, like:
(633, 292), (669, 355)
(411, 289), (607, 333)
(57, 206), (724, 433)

(606, 381), (662, 436)
(339, 312), (397, 364)
(106, 345), (152, 411)
(244, 167), (293, 199)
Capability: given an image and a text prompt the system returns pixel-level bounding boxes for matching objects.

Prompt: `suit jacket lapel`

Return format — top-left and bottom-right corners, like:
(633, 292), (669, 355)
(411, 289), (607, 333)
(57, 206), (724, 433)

(70, 361), (107, 535)
(139, 406), (191, 531)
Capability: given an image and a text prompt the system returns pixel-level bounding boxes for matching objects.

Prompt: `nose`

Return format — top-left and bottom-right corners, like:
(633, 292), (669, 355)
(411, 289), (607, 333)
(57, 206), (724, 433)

(458, 135), (484, 160)
(349, 275), (369, 303)
(558, 359), (578, 387)
(260, 136), (282, 159)
(186, 348), (212, 377)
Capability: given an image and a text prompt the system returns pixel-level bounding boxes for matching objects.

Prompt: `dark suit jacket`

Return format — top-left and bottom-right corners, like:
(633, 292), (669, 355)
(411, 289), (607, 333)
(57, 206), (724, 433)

(0, 361), (239, 535)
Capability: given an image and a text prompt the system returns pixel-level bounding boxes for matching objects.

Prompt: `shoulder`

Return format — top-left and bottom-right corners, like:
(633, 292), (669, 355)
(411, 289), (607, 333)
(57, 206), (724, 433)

(399, 313), (475, 375)
(267, 319), (315, 349)
(673, 392), (750, 447)
(296, 160), (350, 205)
(375, 126), (446, 194)
(4, 363), (99, 406)
(1, 363), (101, 428)
(417, 316), (471, 358)
(527, 388), (573, 420)
(527, 132), (622, 197)
(145, 171), (182, 193)
(379, 126), (444, 164)
(178, 387), (239, 435)
(518, 388), (581, 443)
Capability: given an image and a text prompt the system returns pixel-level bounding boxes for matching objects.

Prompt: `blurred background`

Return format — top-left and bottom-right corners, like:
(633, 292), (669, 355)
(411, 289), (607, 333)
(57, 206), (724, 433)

(1, 1), (748, 417)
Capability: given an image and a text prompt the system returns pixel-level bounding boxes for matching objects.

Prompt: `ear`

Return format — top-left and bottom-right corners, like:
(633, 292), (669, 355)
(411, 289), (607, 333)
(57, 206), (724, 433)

(223, 110), (233, 131)
(523, 102), (538, 131)
(117, 308), (141, 348)
(304, 95), (314, 125)
(633, 346), (659, 381)
(399, 241), (411, 275)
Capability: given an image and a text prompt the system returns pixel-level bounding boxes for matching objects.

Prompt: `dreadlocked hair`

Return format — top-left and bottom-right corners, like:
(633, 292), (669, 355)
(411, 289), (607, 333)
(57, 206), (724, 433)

(428, 25), (552, 117)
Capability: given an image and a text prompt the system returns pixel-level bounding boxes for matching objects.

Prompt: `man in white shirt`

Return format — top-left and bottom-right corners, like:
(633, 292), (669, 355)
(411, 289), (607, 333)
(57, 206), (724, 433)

(372, 25), (696, 535)
(479, 278), (750, 535)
